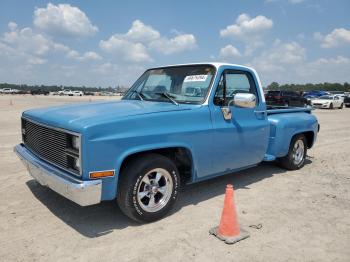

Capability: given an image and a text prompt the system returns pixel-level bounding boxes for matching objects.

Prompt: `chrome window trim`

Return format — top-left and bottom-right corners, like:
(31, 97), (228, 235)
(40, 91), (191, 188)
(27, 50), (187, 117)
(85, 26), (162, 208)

(22, 116), (82, 176)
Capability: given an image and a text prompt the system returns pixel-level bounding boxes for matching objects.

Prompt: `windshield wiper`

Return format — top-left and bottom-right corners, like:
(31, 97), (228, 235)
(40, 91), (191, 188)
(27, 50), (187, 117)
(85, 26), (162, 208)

(155, 92), (179, 106)
(130, 90), (146, 101)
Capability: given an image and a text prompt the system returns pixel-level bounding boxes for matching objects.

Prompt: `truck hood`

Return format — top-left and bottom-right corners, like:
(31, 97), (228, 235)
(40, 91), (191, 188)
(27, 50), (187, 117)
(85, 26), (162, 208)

(23, 99), (192, 132)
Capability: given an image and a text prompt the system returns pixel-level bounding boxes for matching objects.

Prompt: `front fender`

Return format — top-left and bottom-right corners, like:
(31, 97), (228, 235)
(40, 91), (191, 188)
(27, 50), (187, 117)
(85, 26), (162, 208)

(83, 106), (212, 201)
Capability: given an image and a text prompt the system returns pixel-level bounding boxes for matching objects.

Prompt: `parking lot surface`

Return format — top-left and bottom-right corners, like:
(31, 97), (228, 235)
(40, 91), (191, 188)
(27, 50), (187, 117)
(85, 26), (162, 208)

(0, 95), (349, 261)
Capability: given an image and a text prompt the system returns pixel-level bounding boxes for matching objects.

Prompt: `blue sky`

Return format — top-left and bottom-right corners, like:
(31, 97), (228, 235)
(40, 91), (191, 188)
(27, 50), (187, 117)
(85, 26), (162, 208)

(0, 0), (349, 87)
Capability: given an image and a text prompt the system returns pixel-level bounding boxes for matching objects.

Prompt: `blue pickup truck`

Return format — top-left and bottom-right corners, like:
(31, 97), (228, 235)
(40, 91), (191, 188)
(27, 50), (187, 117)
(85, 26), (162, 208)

(15, 63), (319, 222)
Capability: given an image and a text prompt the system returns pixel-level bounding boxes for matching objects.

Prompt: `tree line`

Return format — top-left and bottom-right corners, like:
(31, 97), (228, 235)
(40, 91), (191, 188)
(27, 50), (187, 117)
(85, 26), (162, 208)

(0, 83), (129, 93)
(266, 82), (350, 92)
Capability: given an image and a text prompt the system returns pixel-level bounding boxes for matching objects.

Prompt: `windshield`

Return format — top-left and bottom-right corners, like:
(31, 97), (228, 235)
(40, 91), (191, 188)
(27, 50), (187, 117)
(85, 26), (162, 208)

(123, 65), (216, 104)
(319, 96), (333, 100)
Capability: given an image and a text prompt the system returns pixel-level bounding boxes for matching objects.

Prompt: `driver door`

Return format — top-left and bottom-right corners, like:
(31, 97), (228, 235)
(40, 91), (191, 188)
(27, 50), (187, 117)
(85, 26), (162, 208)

(208, 69), (269, 175)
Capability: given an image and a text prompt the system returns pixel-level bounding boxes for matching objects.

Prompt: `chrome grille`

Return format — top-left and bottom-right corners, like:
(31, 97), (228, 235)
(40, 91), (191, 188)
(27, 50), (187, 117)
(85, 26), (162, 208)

(22, 118), (80, 175)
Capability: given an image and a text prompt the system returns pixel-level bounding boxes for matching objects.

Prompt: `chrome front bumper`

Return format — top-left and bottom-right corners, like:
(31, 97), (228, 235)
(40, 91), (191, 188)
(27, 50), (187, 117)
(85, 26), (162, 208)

(14, 144), (102, 206)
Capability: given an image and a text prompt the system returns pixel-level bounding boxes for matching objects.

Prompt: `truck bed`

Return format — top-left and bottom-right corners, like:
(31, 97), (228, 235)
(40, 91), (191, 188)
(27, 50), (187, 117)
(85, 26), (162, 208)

(266, 106), (313, 115)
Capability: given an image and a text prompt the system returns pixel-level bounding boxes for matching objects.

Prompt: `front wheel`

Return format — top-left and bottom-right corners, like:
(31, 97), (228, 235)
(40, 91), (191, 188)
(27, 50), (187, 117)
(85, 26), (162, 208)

(117, 154), (180, 223)
(279, 134), (307, 170)
(329, 103), (333, 109)
(339, 103), (343, 109)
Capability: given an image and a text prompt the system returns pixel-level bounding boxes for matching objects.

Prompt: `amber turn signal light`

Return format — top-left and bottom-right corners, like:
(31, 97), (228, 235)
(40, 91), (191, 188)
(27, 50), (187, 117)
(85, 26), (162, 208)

(89, 170), (115, 179)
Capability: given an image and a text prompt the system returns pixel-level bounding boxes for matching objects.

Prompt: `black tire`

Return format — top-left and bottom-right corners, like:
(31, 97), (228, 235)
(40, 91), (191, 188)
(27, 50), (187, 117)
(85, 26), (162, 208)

(329, 103), (333, 109)
(279, 134), (307, 170)
(284, 101), (289, 107)
(339, 103), (343, 109)
(117, 153), (180, 223)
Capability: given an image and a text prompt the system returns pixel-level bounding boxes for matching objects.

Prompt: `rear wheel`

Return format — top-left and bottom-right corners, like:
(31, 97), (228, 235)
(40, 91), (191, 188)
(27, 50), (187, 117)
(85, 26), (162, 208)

(117, 154), (180, 223)
(339, 103), (343, 109)
(279, 134), (307, 170)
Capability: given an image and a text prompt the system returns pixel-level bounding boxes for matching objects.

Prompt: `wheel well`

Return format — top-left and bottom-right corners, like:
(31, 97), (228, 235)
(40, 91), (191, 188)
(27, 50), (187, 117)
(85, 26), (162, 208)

(299, 131), (314, 148)
(119, 147), (193, 185)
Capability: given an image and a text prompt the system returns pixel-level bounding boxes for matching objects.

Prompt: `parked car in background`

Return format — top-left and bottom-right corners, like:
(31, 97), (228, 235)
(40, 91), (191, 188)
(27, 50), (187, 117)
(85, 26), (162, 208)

(30, 89), (49, 95)
(83, 91), (95, 96)
(0, 88), (19, 94)
(311, 95), (343, 109)
(60, 90), (73, 96)
(15, 62), (319, 222)
(333, 94), (345, 101)
(265, 90), (308, 107)
(72, 91), (83, 96)
(303, 90), (330, 98)
(16, 90), (30, 95)
(344, 95), (350, 108)
(303, 91), (333, 105)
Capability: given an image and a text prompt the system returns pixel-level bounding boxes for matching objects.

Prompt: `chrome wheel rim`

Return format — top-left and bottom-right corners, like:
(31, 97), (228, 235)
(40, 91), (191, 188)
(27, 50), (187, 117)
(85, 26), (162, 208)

(292, 140), (305, 165)
(137, 168), (173, 213)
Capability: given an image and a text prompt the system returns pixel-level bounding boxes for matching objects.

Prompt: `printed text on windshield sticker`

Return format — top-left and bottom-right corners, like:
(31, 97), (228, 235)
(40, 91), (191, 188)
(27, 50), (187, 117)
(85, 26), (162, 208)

(184, 75), (208, 82)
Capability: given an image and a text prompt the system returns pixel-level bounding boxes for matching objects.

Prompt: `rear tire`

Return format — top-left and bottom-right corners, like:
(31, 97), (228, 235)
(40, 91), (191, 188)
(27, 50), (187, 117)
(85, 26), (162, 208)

(279, 134), (307, 170)
(339, 103), (343, 109)
(117, 154), (180, 223)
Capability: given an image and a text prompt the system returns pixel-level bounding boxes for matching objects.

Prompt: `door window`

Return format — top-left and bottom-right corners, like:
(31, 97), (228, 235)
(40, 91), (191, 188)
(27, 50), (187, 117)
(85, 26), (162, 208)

(214, 70), (258, 106)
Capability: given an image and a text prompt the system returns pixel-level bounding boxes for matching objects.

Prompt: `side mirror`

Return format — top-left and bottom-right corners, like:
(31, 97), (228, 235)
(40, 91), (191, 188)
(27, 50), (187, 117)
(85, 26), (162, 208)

(220, 93), (257, 120)
(232, 93), (256, 108)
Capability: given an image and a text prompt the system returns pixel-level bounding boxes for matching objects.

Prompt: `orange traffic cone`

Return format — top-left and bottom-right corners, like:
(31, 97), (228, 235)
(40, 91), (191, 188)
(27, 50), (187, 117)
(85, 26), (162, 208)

(209, 184), (249, 244)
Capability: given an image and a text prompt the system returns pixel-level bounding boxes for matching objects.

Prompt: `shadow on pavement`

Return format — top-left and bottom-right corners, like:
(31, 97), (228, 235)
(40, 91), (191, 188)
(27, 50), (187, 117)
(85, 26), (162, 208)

(26, 159), (312, 238)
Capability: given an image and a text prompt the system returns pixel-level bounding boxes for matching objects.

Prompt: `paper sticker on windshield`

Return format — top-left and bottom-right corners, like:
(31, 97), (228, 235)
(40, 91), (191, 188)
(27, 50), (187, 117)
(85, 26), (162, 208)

(184, 75), (208, 82)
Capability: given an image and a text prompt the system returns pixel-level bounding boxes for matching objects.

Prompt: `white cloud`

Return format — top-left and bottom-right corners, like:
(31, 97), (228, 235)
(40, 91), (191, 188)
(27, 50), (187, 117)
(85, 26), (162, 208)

(249, 41), (305, 72)
(2, 26), (51, 56)
(315, 28), (350, 48)
(82, 51), (102, 60)
(34, 3), (98, 37)
(125, 20), (160, 43)
(27, 57), (47, 65)
(0, 23), (101, 68)
(8, 21), (18, 31)
(220, 13), (273, 39)
(66, 50), (102, 61)
(100, 20), (197, 61)
(220, 13), (273, 55)
(248, 40), (350, 85)
(100, 35), (152, 62)
(149, 34), (196, 55)
(219, 45), (242, 59)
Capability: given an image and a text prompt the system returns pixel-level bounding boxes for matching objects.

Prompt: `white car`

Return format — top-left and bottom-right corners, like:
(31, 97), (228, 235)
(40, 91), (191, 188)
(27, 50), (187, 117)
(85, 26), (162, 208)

(334, 94), (345, 101)
(72, 90), (83, 96)
(312, 95), (343, 109)
(58, 90), (73, 96)
(0, 88), (17, 94)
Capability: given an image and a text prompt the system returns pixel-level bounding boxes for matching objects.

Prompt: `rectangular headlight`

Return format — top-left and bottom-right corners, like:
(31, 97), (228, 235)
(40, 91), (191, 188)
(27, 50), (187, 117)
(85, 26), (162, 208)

(71, 135), (80, 151)
(67, 134), (82, 176)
